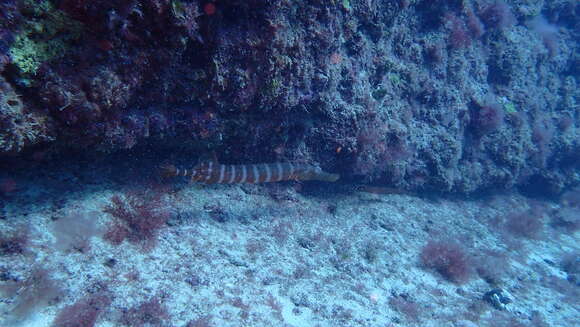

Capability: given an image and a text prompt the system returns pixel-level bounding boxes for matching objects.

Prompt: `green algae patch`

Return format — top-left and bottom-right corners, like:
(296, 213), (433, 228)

(503, 101), (517, 114)
(8, 0), (83, 76)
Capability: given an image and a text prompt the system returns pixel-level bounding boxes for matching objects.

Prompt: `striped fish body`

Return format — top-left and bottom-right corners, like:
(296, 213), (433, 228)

(168, 162), (339, 184)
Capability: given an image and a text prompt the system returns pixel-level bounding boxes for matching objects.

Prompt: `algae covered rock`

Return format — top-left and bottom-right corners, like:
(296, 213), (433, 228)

(0, 76), (53, 154)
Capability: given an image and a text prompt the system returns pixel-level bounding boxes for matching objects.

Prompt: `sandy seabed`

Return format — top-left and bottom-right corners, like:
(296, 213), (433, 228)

(0, 165), (578, 327)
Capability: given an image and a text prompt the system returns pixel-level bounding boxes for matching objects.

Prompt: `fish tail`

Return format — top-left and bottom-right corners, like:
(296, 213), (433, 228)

(297, 166), (340, 182)
(313, 171), (340, 182)
(159, 164), (179, 178)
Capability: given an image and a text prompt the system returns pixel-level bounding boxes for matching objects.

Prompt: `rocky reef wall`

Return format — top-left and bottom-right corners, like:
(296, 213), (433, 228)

(0, 0), (578, 194)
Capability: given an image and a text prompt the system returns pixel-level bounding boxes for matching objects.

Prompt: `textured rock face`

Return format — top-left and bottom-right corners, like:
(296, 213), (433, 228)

(0, 76), (54, 154)
(0, 0), (578, 194)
